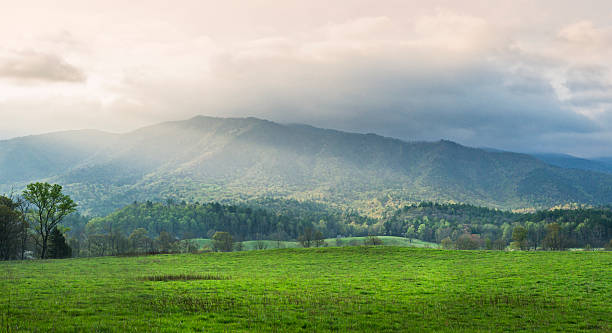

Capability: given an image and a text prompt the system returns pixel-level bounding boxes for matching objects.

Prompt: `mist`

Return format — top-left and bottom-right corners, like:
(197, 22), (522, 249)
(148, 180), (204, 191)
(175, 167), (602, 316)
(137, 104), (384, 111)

(1, 0), (612, 157)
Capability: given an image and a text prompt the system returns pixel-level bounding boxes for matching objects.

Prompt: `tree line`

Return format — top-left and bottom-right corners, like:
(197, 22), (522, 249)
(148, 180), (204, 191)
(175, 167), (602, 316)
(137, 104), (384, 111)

(60, 200), (355, 257)
(63, 200), (612, 255)
(4, 184), (612, 260)
(381, 202), (612, 250)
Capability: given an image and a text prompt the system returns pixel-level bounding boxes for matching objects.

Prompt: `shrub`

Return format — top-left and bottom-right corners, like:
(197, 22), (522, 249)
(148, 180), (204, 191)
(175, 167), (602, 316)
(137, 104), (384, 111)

(364, 236), (383, 246)
(212, 232), (234, 252)
(455, 234), (480, 250)
(441, 237), (453, 249)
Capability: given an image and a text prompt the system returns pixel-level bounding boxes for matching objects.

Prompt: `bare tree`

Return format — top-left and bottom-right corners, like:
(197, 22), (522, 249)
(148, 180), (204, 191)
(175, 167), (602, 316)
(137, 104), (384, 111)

(254, 233), (267, 250)
(298, 227), (315, 248)
(299, 228), (325, 248)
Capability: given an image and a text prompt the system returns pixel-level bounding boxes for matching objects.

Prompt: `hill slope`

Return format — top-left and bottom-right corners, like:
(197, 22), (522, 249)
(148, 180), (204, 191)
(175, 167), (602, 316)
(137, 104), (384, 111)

(532, 153), (612, 174)
(1, 116), (612, 215)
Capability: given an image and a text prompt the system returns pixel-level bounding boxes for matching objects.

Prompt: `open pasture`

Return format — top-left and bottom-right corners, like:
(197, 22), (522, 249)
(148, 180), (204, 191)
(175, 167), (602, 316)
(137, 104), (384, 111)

(1, 247), (611, 332)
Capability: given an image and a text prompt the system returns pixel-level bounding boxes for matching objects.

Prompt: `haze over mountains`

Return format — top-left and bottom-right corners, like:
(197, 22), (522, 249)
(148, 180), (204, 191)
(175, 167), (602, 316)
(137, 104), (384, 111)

(531, 154), (612, 175)
(1, 116), (612, 216)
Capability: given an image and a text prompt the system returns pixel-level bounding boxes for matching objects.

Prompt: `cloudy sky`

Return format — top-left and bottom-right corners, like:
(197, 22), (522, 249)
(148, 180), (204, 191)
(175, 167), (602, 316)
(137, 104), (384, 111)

(1, 0), (612, 157)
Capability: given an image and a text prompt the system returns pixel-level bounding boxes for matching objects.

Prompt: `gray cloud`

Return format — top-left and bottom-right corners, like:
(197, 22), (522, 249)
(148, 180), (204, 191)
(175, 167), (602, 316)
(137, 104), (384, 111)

(114, 35), (603, 155)
(2, 2), (612, 157)
(0, 50), (85, 82)
(565, 66), (610, 92)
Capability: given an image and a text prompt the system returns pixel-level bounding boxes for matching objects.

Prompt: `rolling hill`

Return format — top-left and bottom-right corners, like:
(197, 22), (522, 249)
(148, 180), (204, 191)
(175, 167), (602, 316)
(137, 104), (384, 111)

(1, 115), (612, 215)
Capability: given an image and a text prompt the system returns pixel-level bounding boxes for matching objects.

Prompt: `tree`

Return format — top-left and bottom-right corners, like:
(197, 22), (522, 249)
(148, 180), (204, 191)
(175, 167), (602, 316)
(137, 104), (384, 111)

(129, 228), (152, 253)
(364, 235), (383, 246)
(254, 233), (267, 250)
(0, 196), (28, 260)
(484, 238), (492, 250)
(87, 234), (109, 256)
(493, 239), (507, 250)
(543, 223), (565, 250)
(212, 232), (234, 252)
(404, 226), (415, 243)
(48, 227), (72, 259)
(298, 227), (316, 248)
(441, 237), (453, 249)
(417, 223), (428, 241)
(156, 231), (174, 253)
(271, 230), (288, 249)
(455, 234), (480, 250)
(525, 221), (545, 249)
(512, 226), (528, 250)
(22, 183), (77, 259)
(313, 230), (325, 247)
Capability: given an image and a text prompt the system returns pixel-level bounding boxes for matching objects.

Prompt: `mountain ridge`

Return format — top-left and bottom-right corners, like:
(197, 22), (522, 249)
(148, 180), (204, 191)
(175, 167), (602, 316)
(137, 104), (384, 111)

(1, 115), (612, 215)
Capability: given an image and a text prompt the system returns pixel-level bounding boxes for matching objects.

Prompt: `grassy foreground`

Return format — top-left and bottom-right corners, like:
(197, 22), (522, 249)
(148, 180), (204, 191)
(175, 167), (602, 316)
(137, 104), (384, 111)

(1, 247), (611, 332)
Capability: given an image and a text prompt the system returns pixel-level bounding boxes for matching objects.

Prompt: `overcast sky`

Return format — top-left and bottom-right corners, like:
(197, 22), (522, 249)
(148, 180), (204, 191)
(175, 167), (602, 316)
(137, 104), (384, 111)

(1, 0), (612, 157)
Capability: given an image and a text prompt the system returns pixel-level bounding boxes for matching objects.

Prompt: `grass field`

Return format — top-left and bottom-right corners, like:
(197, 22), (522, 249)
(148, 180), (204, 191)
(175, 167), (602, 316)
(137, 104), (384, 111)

(1, 247), (611, 332)
(192, 236), (438, 251)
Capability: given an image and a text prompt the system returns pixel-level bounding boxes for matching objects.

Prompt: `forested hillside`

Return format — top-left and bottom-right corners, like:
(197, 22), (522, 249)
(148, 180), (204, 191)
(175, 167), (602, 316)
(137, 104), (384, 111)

(532, 153), (612, 174)
(384, 202), (612, 249)
(83, 201), (350, 241)
(2, 116), (612, 216)
(54, 199), (612, 257)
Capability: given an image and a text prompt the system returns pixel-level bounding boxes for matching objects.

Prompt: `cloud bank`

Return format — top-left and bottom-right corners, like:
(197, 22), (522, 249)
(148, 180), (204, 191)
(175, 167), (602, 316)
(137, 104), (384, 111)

(1, 1), (612, 157)
(0, 50), (85, 82)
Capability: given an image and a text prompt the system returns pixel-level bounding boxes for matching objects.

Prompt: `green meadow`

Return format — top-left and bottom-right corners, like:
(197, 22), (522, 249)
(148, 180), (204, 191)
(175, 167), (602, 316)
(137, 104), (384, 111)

(192, 236), (438, 251)
(1, 247), (611, 332)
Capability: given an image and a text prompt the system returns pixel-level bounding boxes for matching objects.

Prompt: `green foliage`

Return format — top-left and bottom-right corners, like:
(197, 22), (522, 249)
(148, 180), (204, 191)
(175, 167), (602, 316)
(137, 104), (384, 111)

(512, 226), (528, 250)
(129, 228), (153, 253)
(156, 231), (174, 253)
(363, 235), (383, 246)
(23, 182), (77, 259)
(298, 227), (325, 248)
(84, 200), (373, 245)
(57, 200), (612, 256)
(386, 202), (612, 250)
(455, 234), (481, 250)
(48, 228), (72, 259)
(193, 236), (436, 251)
(543, 223), (566, 250)
(212, 232), (234, 252)
(0, 196), (28, 260)
(441, 237), (453, 249)
(1, 247), (611, 331)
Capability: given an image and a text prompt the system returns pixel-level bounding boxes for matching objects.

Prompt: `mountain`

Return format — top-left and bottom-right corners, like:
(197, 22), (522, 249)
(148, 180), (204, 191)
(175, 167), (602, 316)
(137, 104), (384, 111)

(0, 130), (117, 185)
(531, 153), (612, 174)
(595, 157), (612, 165)
(2, 116), (612, 215)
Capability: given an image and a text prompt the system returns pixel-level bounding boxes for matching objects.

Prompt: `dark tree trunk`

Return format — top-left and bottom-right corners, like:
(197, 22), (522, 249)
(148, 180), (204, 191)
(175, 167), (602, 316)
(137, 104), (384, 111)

(41, 234), (48, 259)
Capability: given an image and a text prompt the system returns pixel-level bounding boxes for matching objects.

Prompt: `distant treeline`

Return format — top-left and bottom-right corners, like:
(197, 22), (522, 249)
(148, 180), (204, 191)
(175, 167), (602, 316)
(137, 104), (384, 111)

(4, 197), (612, 259)
(81, 199), (373, 239)
(64, 200), (612, 254)
(382, 202), (612, 250)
